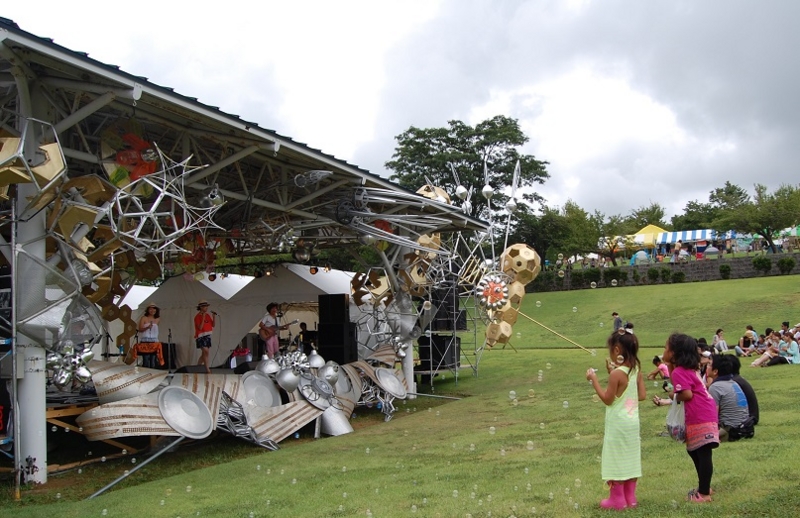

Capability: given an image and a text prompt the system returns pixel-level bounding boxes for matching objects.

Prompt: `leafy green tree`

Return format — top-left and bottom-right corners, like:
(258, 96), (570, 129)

(714, 184), (800, 253)
(710, 181), (749, 210)
(626, 202), (668, 230)
(591, 212), (635, 266)
(560, 200), (599, 259)
(671, 200), (718, 230)
(385, 116), (550, 221)
(507, 205), (568, 259)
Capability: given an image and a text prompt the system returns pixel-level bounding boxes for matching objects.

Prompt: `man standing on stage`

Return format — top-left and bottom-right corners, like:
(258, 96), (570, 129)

(259, 303), (290, 359)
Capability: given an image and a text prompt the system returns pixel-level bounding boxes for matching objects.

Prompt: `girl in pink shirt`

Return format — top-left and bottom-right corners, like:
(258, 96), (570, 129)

(662, 333), (719, 503)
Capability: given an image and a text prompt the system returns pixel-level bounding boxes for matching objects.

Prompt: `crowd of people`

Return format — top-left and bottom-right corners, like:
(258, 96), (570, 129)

(710, 322), (800, 366)
(586, 320), (761, 509)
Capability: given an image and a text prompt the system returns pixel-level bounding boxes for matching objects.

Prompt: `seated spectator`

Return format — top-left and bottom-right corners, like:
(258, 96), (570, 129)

(735, 337), (753, 357)
(738, 325), (758, 350)
(766, 332), (800, 366)
(708, 355), (754, 441)
(728, 356), (759, 425)
(713, 328), (729, 353)
(647, 355), (672, 392)
(751, 331), (782, 367)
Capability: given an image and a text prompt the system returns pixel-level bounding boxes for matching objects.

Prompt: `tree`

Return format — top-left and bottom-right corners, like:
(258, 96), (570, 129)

(591, 212), (636, 266)
(626, 202), (668, 230)
(385, 116), (550, 222)
(714, 184), (800, 253)
(670, 200), (718, 230)
(709, 181), (749, 210)
(506, 205), (567, 259)
(559, 200), (599, 260)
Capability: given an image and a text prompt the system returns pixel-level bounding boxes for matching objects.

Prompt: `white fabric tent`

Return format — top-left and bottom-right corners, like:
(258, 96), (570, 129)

(136, 264), (359, 368)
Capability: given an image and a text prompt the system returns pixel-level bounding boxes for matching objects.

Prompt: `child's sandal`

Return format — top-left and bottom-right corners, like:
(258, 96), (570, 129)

(686, 489), (712, 503)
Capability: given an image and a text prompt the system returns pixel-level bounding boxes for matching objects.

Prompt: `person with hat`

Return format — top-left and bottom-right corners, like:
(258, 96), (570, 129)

(258, 302), (290, 359)
(134, 303), (164, 368)
(194, 300), (216, 373)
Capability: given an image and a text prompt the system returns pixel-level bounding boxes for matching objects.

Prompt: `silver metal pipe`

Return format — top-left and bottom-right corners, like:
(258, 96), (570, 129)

(405, 392), (462, 400)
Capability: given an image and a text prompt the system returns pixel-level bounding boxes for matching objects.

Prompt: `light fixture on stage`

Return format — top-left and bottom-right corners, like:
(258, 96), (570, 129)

(324, 263), (331, 273)
(255, 269), (264, 278)
(264, 266), (274, 277)
(208, 273), (217, 281)
(309, 266), (319, 275)
(292, 246), (311, 263)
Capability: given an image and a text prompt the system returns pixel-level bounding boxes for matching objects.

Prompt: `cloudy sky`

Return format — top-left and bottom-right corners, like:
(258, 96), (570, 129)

(5, 1), (799, 221)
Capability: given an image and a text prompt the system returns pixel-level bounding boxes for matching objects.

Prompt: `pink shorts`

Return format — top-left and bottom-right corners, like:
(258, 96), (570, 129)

(685, 421), (719, 451)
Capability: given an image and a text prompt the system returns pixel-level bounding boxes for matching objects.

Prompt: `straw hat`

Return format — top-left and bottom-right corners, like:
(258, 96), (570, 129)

(146, 303), (159, 309)
(197, 300), (210, 309)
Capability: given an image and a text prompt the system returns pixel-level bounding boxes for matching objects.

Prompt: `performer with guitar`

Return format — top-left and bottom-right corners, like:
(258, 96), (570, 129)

(259, 303), (291, 359)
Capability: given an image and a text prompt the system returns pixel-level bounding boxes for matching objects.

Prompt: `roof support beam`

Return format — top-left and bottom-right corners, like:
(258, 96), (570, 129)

(41, 77), (142, 100)
(284, 179), (352, 210)
(53, 91), (115, 135)
(184, 144), (271, 185)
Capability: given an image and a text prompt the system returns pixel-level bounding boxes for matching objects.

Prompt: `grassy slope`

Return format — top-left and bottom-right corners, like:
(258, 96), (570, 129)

(2, 276), (799, 517)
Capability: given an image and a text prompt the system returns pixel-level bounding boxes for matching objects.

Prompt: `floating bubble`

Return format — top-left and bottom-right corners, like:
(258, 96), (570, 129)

(526, 440), (534, 450)
(548, 492), (554, 501)
(557, 253), (564, 260)
(535, 301), (542, 307)
(469, 443), (475, 451)
(292, 478), (297, 484)
(575, 433), (581, 440)
(524, 467), (529, 474)
(101, 456), (106, 462)
(590, 281), (597, 289)
(79, 427), (83, 432)
(51, 425), (57, 432)
(436, 410), (440, 416)
(565, 487), (570, 495)
(343, 492), (348, 499)
(572, 306), (578, 312)
(160, 500), (165, 506)
(411, 504), (417, 513)
(591, 349), (597, 356)
(509, 390), (517, 400)
(557, 270), (565, 278)
(102, 509), (107, 516)
(546, 363), (552, 370)
(611, 279), (618, 287)
(422, 497), (427, 505)
(671, 500), (678, 509)
(500, 448), (506, 456)
(121, 449), (127, 455)
(511, 399), (518, 407)
(487, 494), (492, 502)
(599, 322), (604, 327)
(575, 478), (582, 488)
(538, 369), (543, 375)
(78, 468), (82, 474)
(654, 381), (659, 387)
(489, 426), (496, 435)
(514, 485), (518, 491)
(531, 507), (536, 514)
(186, 485), (192, 492)
(453, 490), (459, 498)
(471, 492), (476, 499)
(592, 394), (600, 403)
(527, 483), (532, 491)
(342, 466), (347, 472)
(539, 422), (545, 429)
(56, 493), (61, 499)
(478, 499), (483, 506)
(124, 470), (129, 476)
(256, 464), (261, 471)
(562, 401), (569, 409)
(251, 513), (256, 518)
(574, 502), (580, 510)
(528, 388), (535, 397)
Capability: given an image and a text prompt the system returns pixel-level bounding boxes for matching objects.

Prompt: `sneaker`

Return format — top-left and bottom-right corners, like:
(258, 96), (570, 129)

(686, 489), (712, 503)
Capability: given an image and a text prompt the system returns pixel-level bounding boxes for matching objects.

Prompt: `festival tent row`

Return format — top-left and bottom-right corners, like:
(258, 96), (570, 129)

(598, 224), (667, 250)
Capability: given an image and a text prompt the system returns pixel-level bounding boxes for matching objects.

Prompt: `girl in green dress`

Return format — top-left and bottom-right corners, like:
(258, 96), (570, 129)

(587, 332), (647, 510)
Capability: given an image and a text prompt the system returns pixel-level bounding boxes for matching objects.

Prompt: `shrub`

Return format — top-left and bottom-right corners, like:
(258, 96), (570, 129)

(660, 267), (672, 283)
(752, 256), (772, 274)
(647, 268), (660, 283)
(719, 263), (732, 280)
(632, 269), (641, 283)
(583, 267), (602, 285)
(569, 269), (584, 288)
(777, 257), (796, 275)
(672, 271), (686, 283)
(603, 267), (622, 285)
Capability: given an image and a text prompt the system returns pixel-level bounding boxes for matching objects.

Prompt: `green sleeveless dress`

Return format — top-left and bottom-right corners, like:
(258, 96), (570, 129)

(601, 366), (642, 481)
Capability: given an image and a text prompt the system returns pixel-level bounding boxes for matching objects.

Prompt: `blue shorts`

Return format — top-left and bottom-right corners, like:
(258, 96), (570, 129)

(196, 335), (211, 349)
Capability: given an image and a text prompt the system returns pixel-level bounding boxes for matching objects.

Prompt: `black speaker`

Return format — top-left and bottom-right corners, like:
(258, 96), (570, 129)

(417, 335), (460, 370)
(175, 365), (209, 374)
(234, 361), (259, 375)
(155, 343), (177, 370)
(430, 282), (466, 331)
(317, 322), (358, 365)
(319, 294), (350, 323)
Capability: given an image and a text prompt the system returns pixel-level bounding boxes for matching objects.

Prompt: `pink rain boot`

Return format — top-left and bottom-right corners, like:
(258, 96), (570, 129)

(623, 478), (638, 508)
(600, 481), (627, 510)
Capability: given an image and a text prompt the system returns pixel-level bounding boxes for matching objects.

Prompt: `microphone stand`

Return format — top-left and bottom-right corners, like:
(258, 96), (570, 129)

(167, 329), (173, 373)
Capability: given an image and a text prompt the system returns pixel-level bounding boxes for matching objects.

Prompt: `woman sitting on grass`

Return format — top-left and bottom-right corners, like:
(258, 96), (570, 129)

(750, 331), (782, 367)
(713, 329), (728, 353)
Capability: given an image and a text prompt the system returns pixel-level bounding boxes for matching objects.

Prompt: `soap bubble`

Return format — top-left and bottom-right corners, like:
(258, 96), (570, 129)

(121, 449), (127, 455)
(365, 447), (370, 454)
(531, 507), (536, 514)
(186, 485), (192, 492)
(557, 253), (564, 260)
(436, 410), (440, 416)
(535, 301), (542, 307)
(342, 466), (347, 472)
(591, 349), (597, 356)
(527, 483), (532, 491)
(528, 388), (535, 397)
(590, 281), (597, 289)
(487, 494), (493, 502)
(538, 369), (543, 375)
(508, 390), (516, 400)
(572, 306), (577, 312)
(292, 478), (297, 485)
(565, 487), (570, 495)
(611, 279), (618, 287)
(599, 322), (604, 327)
(654, 381), (659, 387)
(575, 478), (582, 488)
(562, 400), (569, 409)
(160, 500), (165, 506)
(575, 433), (581, 440)
(101, 456), (106, 462)
(574, 502), (580, 510)
(56, 493), (61, 499)
(256, 464), (261, 471)
(78, 468), (82, 474)
(526, 440), (534, 450)
(548, 492), (554, 501)
(101, 509), (107, 516)
(524, 467), (529, 474)
(539, 422), (545, 429)
(453, 490), (459, 498)
(546, 363), (552, 370)
(411, 504), (417, 513)
(511, 398), (518, 406)
(500, 448), (506, 456)
(489, 426), (496, 435)
(557, 270), (565, 278)
(51, 426), (57, 432)
(469, 443), (475, 451)
(343, 492), (348, 499)
(592, 394), (600, 403)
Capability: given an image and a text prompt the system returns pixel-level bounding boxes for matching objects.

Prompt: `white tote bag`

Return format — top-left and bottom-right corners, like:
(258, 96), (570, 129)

(666, 398), (686, 443)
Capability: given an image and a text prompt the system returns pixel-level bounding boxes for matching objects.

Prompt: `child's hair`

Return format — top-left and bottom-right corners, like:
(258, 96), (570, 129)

(697, 337), (708, 346)
(608, 331), (641, 373)
(746, 325), (754, 331)
(729, 355), (742, 375)
(711, 354), (734, 376)
(716, 328), (723, 335)
(667, 333), (700, 370)
(652, 355), (662, 366)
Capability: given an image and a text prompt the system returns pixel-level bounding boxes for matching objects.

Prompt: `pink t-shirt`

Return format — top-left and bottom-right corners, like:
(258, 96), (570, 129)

(671, 366), (717, 426)
(657, 363), (670, 378)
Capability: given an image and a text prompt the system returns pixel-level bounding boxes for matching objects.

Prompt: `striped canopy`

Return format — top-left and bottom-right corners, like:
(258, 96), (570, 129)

(656, 229), (714, 244)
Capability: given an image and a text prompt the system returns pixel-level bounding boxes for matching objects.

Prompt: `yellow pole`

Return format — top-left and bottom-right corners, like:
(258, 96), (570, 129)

(517, 310), (593, 354)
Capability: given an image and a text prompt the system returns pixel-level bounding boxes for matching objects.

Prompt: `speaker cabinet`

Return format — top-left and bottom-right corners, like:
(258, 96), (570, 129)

(417, 335), (460, 370)
(430, 283), (466, 331)
(317, 322), (358, 365)
(319, 294), (350, 323)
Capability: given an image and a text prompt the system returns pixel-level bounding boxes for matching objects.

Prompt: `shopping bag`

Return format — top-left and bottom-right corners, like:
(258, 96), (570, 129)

(666, 398), (686, 443)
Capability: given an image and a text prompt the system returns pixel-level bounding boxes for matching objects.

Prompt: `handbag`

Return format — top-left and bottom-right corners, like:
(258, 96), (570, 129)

(728, 416), (756, 441)
(666, 398), (686, 443)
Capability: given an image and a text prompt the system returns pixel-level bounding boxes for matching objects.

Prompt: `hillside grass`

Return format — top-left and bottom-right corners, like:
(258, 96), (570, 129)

(2, 275), (799, 517)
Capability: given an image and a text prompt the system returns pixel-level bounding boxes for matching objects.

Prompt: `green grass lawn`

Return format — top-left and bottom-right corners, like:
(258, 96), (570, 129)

(2, 276), (799, 517)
